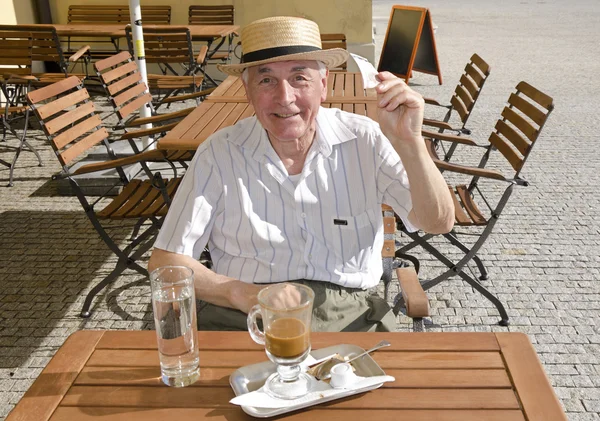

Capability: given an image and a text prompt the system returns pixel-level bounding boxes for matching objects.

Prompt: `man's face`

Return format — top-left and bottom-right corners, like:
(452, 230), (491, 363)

(243, 60), (328, 146)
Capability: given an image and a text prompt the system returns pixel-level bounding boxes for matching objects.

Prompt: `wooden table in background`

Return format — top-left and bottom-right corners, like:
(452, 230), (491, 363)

(6, 330), (567, 421)
(158, 72), (379, 151)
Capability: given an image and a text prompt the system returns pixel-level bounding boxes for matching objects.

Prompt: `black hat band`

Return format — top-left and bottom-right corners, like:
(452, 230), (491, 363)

(241, 45), (322, 64)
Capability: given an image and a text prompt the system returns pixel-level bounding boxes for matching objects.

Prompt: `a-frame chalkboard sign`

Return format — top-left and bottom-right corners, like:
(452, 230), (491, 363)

(378, 5), (442, 84)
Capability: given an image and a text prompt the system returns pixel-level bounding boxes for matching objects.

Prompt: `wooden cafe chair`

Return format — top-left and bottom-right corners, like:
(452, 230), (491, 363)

(94, 51), (195, 164)
(26, 76), (182, 317)
(395, 81), (554, 327)
(125, 25), (214, 106)
(188, 4), (238, 68)
(422, 54), (491, 162)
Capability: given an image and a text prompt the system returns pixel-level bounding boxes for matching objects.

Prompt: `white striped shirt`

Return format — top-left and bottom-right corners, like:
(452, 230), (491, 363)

(155, 107), (415, 289)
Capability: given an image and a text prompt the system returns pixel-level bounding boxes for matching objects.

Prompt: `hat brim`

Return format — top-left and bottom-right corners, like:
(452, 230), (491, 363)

(217, 48), (349, 76)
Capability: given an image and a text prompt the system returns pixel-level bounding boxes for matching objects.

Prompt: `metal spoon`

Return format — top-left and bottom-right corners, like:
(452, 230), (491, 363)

(313, 340), (391, 380)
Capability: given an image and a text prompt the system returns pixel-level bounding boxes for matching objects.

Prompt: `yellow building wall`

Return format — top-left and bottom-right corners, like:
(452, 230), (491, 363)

(0, 0), (38, 24)
(46, 0), (374, 66)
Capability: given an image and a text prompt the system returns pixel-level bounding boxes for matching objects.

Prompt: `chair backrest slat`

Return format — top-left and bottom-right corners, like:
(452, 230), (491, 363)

(126, 27), (194, 68)
(188, 5), (234, 25)
(455, 84), (474, 111)
(45, 101), (95, 135)
(68, 5), (171, 24)
(60, 128), (109, 165)
(113, 83), (147, 107)
(508, 92), (546, 126)
(516, 81), (553, 109)
(470, 53), (490, 74)
(0, 25), (67, 73)
(450, 95), (468, 122)
(27, 75), (81, 103)
(494, 119), (530, 156)
(102, 61), (138, 84)
(108, 72), (142, 96)
(464, 61), (485, 86)
(95, 50), (131, 72)
(458, 74), (478, 98)
(489, 132), (523, 171)
(118, 93), (153, 120)
(36, 89), (89, 120)
(501, 107), (537, 142)
(53, 114), (102, 149)
(0, 30), (33, 76)
(321, 33), (347, 71)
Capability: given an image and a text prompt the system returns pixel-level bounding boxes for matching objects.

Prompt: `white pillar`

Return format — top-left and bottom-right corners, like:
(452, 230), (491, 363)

(128, 0), (153, 150)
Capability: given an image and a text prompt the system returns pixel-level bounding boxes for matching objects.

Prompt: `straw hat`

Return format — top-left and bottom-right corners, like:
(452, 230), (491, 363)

(217, 16), (349, 76)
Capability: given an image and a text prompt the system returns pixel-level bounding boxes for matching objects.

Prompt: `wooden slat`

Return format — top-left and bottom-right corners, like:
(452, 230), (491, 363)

(489, 132), (523, 171)
(495, 119), (530, 156)
(382, 239), (395, 257)
(44, 102), (95, 135)
(60, 386), (519, 409)
(96, 180), (143, 218)
(102, 61), (137, 84)
(496, 332), (568, 421)
(36, 89), (89, 120)
(140, 178), (182, 218)
(94, 50), (131, 72)
(383, 216), (395, 234)
(502, 106), (538, 142)
(459, 74), (479, 99)
(88, 349), (504, 370)
(59, 128), (109, 165)
(111, 181), (154, 218)
(456, 84), (474, 110)
(397, 267), (429, 318)
(450, 95), (468, 123)
(49, 408), (526, 421)
(118, 93), (153, 120)
(107, 72), (143, 96)
(470, 53), (490, 74)
(95, 331), (502, 352)
(4, 331), (103, 421)
(53, 114), (102, 149)
(449, 186), (472, 225)
(516, 81), (553, 109)
(26, 75), (81, 104)
(113, 83), (147, 107)
(464, 62), (484, 86)
(74, 366), (230, 387)
(508, 92), (547, 126)
(456, 185), (487, 225)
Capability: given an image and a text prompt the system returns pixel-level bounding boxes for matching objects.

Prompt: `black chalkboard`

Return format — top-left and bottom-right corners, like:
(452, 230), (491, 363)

(378, 5), (442, 84)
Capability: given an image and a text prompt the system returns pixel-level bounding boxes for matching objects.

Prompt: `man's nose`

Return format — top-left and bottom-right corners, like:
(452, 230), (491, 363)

(274, 80), (295, 105)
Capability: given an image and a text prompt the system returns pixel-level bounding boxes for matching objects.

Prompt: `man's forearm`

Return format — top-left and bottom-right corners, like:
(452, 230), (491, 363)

(393, 137), (454, 234)
(148, 248), (261, 313)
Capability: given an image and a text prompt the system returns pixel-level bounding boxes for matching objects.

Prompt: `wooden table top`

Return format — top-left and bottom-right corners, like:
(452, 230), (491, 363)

(6, 330), (566, 421)
(34, 24), (239, 40)
(158, 72), (379, 151)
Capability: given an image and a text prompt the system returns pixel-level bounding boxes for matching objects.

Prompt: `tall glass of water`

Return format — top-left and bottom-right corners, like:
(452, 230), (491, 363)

(150, 266), (200, 387)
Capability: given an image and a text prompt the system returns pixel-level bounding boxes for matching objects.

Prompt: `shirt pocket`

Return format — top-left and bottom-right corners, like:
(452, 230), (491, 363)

(329, 208), (378, 272)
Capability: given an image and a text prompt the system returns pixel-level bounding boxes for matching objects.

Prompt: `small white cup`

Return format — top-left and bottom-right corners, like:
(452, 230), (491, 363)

(329, 362), (359, 388)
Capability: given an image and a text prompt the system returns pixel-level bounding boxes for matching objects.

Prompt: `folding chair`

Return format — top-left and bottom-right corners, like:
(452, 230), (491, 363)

(397, 81), (554, 326)
(320, 34), (348, 71)
(94, 51), (195, 164)
(125, 26), (212, 106)
(188, 4), (238, 71)
(422, 54), (491, 161)
(26, 76), (182, 317)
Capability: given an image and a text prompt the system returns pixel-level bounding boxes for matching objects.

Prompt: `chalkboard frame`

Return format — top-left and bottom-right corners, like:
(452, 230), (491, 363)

(378, 5), (442, 85)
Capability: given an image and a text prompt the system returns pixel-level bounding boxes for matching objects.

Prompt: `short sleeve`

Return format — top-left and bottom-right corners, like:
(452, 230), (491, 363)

(154, 142), (223, 259)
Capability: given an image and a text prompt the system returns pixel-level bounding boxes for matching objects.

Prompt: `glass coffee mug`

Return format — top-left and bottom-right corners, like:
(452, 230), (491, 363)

(247, 283), (315, 399)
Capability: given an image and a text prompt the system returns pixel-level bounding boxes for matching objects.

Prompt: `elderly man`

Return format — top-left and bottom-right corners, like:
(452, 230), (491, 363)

(148, 16), (454, 331)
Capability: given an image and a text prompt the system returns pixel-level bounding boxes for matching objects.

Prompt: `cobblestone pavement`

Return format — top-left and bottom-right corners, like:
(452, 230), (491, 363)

(1, 0), (599, 419)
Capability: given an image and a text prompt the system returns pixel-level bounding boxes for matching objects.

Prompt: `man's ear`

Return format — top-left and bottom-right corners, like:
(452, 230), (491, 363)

(320, 69), (329, 102)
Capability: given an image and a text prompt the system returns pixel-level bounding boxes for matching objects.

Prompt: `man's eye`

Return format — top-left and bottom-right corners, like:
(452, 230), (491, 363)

(295, 75), (308, 81)
(259, 77), (271, 84)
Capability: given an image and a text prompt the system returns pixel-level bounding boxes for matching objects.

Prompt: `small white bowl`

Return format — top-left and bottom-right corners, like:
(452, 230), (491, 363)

(329, 362), (359, 388)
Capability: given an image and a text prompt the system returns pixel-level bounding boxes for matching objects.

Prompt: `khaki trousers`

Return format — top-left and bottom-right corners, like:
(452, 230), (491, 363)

(197, 279), (396, 332)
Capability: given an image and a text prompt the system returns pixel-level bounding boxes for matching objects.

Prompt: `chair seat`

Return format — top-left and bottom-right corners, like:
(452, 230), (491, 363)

(96, 178), (181, 219)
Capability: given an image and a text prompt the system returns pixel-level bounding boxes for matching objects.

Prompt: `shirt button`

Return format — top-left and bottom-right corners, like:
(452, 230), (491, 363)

(301, 213), (306, 218)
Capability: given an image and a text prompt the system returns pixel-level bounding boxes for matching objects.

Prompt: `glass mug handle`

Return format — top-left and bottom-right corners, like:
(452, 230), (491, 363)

(247, 304), (265, 345)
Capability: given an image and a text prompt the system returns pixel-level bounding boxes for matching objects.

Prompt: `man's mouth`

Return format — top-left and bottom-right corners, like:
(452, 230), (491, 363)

(273, 112), (300, 118)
